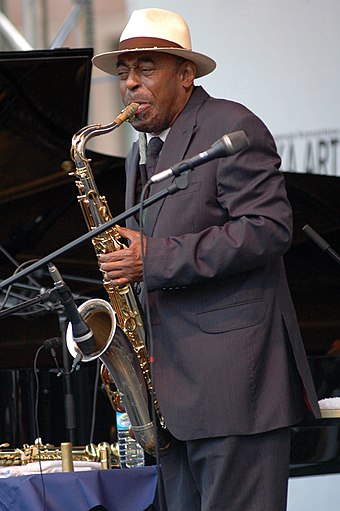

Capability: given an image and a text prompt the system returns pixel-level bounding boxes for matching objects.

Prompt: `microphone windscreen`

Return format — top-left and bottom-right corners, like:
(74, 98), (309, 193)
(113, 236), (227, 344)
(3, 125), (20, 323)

(43, 337), (61, 350)
(226, 130), (250, 154)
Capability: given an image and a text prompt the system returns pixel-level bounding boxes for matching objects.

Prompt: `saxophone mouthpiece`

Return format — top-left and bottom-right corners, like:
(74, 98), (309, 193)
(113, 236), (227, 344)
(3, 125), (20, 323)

(114, 102), (139, 126)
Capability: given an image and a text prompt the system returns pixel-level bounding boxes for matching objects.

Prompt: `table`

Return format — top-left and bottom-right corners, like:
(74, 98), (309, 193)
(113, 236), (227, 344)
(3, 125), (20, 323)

(0, 467), (158, 511)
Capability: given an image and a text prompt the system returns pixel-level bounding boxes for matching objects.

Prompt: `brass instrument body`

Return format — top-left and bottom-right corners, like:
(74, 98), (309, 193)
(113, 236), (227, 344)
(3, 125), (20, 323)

(67, 103), (169, 456)
(0, 441), (115, 467)
(61, 442), (74, 472)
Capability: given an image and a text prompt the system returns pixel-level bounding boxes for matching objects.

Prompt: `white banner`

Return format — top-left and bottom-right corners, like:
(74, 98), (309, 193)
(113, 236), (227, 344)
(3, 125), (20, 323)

(127, 0), (340, 176)
(276, 128), (340, 175)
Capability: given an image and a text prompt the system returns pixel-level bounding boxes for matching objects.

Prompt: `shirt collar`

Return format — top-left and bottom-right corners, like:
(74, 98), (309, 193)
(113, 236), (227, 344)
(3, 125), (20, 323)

(146, 127), (170, 144)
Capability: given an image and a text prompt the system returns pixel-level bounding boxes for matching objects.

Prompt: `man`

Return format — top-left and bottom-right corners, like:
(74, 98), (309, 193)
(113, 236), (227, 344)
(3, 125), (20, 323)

(94, 8), (320, 511)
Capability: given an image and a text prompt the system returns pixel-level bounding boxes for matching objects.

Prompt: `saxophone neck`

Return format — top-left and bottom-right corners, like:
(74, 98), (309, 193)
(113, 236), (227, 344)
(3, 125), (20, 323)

(71, 102), (139, 157)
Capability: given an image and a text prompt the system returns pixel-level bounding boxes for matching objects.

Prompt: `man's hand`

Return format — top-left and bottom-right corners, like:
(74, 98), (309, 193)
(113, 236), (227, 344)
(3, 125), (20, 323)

(99, 225), (147, 286)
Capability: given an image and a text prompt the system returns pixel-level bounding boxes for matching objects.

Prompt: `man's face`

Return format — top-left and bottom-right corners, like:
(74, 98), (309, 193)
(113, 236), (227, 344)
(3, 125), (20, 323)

(117, 52), (194, 134)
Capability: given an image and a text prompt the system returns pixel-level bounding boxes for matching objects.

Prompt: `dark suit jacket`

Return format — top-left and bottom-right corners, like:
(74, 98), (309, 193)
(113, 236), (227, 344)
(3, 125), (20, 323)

(125, 86), (320, 441)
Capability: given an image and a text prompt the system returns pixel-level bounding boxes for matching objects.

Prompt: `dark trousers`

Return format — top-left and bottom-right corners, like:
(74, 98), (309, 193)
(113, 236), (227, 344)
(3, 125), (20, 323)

(159, 427), (291, 511)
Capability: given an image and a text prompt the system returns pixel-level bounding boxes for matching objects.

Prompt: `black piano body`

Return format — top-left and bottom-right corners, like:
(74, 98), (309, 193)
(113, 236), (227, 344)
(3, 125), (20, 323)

(0, 49), (340, 471)
(0, 48), (125, 446)
(283, 171), (340, 477)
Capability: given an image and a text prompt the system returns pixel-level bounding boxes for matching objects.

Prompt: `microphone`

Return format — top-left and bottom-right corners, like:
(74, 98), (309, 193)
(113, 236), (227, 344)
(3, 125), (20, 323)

(42, 337), (61, 366)
(150, 130), (249, 183)
(42, 337), (61, 350)
(48, 263), (96, 355)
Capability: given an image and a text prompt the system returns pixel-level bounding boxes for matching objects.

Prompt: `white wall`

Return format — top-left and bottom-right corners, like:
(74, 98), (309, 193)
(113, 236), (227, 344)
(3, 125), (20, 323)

(124, 0), (340, 175)
(288, 474), (340, 511)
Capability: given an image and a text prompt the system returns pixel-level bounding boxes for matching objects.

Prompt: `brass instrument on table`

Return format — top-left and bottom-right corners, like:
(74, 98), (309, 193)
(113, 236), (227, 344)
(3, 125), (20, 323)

(65, 103), (169, 456)
(0, 440), (118, 467)
(61, 442), (74, 472)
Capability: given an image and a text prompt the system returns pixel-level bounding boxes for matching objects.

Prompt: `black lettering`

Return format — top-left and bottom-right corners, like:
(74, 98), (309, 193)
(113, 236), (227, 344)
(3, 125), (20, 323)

(318, 139), (329, 174)
(330, 138), (339, 175)
(304, 141), (315, 174)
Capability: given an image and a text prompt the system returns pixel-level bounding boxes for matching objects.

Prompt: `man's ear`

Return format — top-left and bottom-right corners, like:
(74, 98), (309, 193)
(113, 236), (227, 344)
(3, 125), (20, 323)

(181, 60), (196, 87)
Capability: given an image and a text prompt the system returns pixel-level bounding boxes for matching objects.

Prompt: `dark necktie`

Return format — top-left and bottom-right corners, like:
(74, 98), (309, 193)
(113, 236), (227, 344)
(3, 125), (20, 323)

(135, 137), (163, 224)
(146, 137), (163, 180)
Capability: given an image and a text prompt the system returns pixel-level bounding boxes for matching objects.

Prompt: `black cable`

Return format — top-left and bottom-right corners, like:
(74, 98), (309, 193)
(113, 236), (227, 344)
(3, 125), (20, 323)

(33, 344), (47, 511)
(0, 244), (42, 289)
(51, 349), (81, 378)
(89, 359), (100, 444)
(139, 183), (166, 511)
(32, 337), (67, 510)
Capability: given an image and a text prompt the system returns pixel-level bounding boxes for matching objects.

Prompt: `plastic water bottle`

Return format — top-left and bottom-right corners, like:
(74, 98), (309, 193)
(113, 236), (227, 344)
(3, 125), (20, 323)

(116, 412), (145, 468)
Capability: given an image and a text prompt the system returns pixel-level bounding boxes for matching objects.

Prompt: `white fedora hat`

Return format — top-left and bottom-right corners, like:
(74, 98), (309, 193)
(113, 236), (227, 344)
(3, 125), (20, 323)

(92, 8), (216, 79)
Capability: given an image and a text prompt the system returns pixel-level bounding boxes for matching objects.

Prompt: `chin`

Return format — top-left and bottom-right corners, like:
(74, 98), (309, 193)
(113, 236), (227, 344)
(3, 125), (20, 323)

(131, 121), (148, 133)
(132, 117), (157, 133)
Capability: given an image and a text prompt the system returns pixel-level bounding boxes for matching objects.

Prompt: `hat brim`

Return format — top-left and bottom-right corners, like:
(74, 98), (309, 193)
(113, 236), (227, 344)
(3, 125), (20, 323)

(92, 47), (216, 79)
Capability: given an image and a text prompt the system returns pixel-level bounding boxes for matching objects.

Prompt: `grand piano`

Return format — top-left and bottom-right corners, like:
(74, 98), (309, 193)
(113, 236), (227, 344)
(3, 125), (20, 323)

(0, 49), (339, 475)
(0, 48), (126, 447)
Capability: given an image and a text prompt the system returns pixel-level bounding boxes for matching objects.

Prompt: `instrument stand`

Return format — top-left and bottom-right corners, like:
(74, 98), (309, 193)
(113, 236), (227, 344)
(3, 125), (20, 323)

(57, 312), (77, 445)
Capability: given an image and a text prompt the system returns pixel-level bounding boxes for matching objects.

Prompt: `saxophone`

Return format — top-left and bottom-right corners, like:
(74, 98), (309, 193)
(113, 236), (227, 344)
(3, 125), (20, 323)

(66, 103), (169, 456)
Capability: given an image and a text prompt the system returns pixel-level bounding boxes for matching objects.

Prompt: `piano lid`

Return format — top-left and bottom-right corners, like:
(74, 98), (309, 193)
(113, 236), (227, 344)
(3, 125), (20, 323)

(0, 48), (93, 204)
(0, 48), (125, 274)
(283, 171), (340, 355)
(0, 48), (125, 368)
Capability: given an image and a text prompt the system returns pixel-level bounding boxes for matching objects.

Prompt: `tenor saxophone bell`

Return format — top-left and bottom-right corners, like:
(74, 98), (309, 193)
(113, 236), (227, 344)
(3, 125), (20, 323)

(66, 299), (157, 454)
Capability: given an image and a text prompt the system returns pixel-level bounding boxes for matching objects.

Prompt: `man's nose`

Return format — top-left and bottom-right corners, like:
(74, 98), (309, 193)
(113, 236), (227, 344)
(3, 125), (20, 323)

(125, 68), (141, 89)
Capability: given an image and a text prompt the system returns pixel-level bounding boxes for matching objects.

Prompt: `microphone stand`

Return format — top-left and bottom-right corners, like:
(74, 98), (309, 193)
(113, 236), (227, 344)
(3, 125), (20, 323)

(0, 179), (187, 289)
(302, 224), (340, 267)
(57, 310), (77, 444)
(0, 289), (57, 319)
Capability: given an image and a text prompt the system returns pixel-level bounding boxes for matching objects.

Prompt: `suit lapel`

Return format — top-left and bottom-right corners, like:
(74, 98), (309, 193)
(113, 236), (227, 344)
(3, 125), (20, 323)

(143, 127), (193, 236)
(125, 142), (140, 230)
(143, 86), (209, 236)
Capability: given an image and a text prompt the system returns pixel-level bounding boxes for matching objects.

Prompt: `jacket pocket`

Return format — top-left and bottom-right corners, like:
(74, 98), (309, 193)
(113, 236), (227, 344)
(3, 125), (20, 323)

(196, 299), (265, 333)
